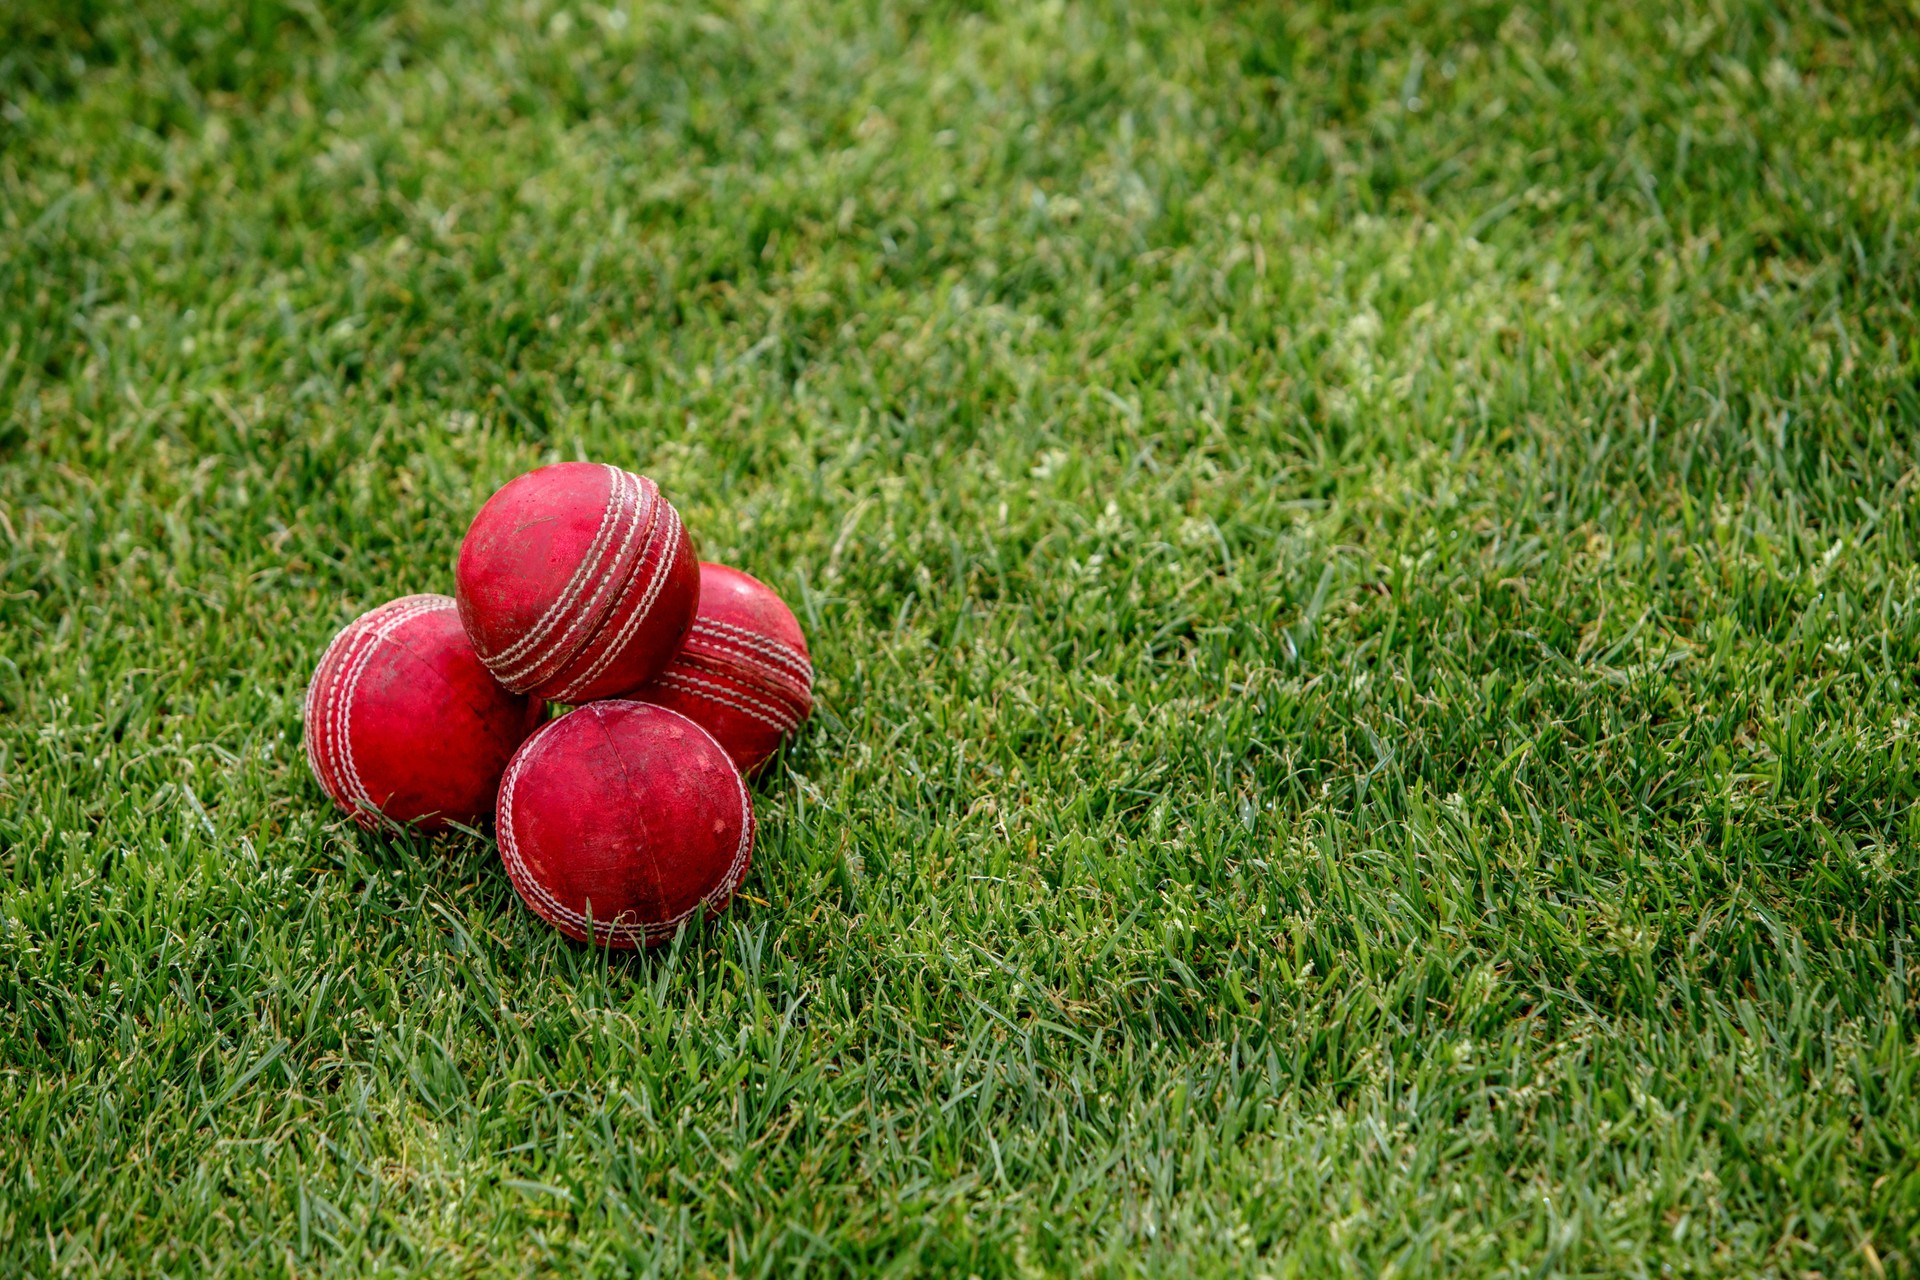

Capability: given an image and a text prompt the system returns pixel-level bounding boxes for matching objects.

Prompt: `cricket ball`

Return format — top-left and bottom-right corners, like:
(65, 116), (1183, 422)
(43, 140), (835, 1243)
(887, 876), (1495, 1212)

(304, 594), (544, 831)
(495, 700), (754, 948)
(635, 561), (813, 776)
(455, 462), (700, 703)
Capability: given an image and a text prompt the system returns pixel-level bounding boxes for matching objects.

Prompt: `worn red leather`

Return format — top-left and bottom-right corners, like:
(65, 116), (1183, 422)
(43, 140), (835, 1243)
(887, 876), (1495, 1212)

(455, 462), (699, 703)
(304, 594), (544, 831)
(496, 700), (753, 948)
(635, 562), (813, 776)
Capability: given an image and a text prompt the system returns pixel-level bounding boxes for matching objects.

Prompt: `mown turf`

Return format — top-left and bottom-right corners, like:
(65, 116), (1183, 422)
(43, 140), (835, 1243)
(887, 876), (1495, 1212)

(3, 0), (1919, 1274)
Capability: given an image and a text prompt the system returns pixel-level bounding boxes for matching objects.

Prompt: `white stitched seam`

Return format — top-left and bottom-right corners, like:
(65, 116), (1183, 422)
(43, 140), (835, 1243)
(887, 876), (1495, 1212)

(483, 464), (623, 669)
(495, 725), (652, 942)
(304, 606), (368, 805)
(678, 638), (813, 706)
(708, 758), (754, 913)
(693, 617), (812, 676)
(496, 467), (647, 691)
(335, 595), (453, 815)
(503, 467), (647, 691)
(331, 598), (407, 810)
(552, 492), (681, 702)
(484, 463), (620, 666)
(324, 595), (453, 823)
(656, 670), (798, 733)
(542, 476), (662, 702)
(324, 608), (389, 813)
(321, 627), (376, 812)
(553, 493), (678, 701)
(498, 713), (669, 944)
(691, 618), (813, 682)
(322, 625), (380, 810)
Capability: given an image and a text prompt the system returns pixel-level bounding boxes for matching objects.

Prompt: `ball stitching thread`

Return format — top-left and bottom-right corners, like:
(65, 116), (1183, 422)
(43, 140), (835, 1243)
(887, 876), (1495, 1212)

(552, 490), (682, 703)
(333, 596), (450, 814)
(655, 669), (800, 734)
(496, 467), (648, 691)
(676, 637), (813, 710)
(546, 476), (665, 701)
(483, 463), (624, 670)
(691, 618), (813, 683)
(315, 595), (453, 826)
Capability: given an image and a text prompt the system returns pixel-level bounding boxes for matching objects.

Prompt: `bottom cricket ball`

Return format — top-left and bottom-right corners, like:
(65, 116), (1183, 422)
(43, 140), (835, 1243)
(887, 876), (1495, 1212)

(304, 593), (545, 831)
(495, 700), (754, 948)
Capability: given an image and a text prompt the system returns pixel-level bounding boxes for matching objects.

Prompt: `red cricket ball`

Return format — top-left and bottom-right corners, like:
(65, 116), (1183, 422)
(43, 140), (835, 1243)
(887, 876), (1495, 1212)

(304, 594), (544, 831)
(455, 462), (700, 703)
(495, 700), (754, 948)
(635, 561), (814, 776)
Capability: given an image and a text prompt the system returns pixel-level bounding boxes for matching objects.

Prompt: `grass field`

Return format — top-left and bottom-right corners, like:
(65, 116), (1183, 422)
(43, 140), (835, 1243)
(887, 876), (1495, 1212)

(4, 0), (1920, 1274)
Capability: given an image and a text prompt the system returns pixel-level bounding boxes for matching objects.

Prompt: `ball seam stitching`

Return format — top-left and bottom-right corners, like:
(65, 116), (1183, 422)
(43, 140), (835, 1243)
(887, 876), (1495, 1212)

(496, 467), (647, 690)
(337, 595), (453, 817)
(497, 726), (656, 943)
(321, 595), (453, 826)
(551, 493), (681, 703)
(482, 462), (621, 668)
(675, 640), (813, 707)
(691, 618), (813, 682)
(655, 670), (801, 733)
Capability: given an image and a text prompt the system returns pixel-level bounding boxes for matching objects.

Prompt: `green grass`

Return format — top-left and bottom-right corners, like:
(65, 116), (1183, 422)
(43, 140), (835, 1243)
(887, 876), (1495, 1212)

(3, 0), (1919, 1273)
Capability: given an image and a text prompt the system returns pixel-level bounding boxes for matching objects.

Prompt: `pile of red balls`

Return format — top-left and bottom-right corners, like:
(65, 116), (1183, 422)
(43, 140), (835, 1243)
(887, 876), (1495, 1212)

(302, 462), (814, 948)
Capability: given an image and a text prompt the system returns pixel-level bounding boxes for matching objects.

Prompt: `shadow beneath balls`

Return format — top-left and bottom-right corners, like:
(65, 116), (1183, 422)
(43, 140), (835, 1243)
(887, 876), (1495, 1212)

(322, 779), (782, 969)
(755, 701), (836, 790)
(375, 826), (761, 965)
(319, 802), (500, 890)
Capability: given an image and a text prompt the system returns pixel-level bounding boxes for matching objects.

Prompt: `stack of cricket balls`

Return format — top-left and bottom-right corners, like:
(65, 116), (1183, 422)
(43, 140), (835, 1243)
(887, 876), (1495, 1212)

(302, 462), (814, 949)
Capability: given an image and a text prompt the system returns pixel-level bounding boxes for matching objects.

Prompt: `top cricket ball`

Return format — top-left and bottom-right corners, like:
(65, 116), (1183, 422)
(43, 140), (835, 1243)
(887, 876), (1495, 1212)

(455, 462), (700, 703)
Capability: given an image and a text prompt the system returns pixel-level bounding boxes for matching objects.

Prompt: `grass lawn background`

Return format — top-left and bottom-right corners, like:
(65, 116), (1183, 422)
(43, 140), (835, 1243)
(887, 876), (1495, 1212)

(3, 0), (1919, 1273)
